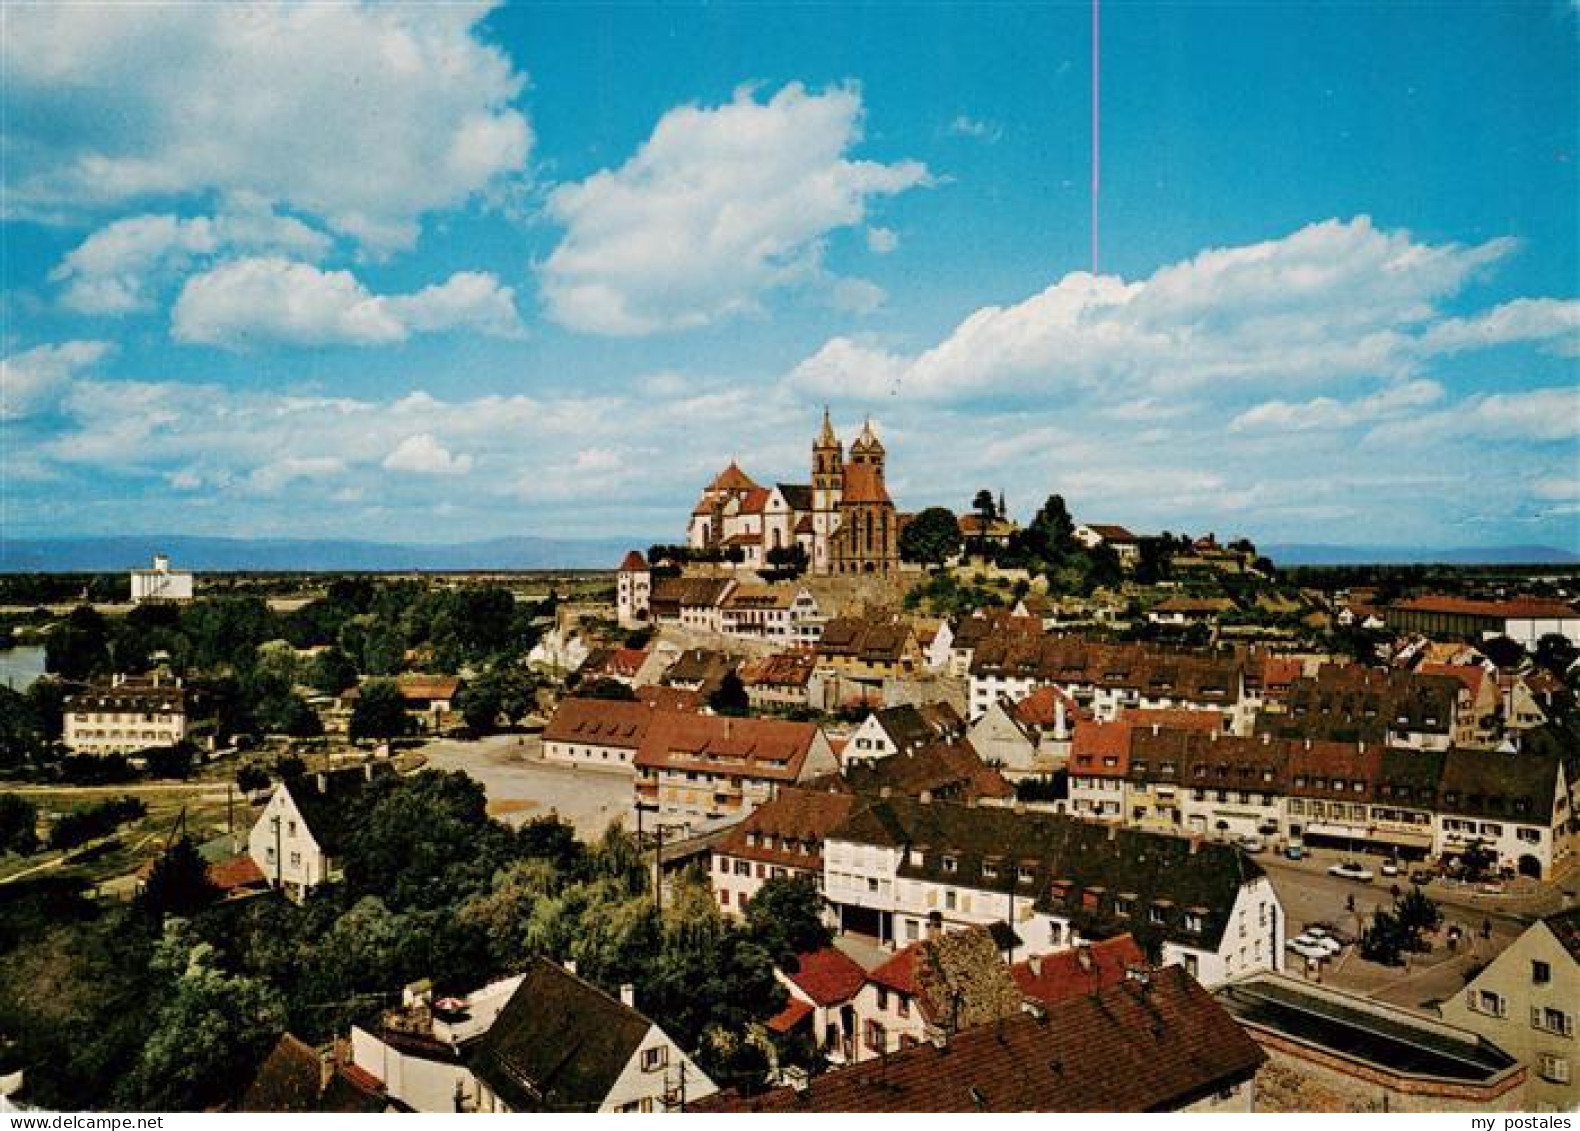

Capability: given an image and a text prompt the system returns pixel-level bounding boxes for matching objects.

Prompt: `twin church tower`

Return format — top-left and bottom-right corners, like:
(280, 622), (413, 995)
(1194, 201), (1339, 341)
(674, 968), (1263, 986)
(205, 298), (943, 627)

(686, 410), (900, 576)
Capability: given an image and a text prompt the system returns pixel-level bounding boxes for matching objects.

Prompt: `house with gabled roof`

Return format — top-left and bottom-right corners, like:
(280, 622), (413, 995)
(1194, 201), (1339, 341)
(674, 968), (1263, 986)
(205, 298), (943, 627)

(542, 698), (656, 768)
(693, 964), (1263, 1113)
(247, 762), (393, 899)
(471, 958), (715, 1112)
(710, 786), (864, 914)
(844, 701), (967, 766)
(768, 946), (870, 1064)
(822, 794), (1284, 987)
(633, 712), (837, 834)
(1443, 908), (1580, 1112)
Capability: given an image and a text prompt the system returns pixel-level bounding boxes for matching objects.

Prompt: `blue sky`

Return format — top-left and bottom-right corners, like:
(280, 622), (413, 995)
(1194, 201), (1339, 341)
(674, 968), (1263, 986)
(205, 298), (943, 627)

(2, 1), (1576, 551)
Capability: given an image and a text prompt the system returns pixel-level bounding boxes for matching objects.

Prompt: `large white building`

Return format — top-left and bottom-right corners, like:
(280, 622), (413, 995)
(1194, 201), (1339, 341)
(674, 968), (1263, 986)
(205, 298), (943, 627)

(821, 794), (1285, 988)
(62, 673), (186, 756)
(129, 553), (194, 603)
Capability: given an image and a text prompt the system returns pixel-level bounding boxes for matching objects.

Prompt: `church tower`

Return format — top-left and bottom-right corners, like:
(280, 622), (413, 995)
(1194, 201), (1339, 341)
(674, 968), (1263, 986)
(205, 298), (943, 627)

(811, 408), (843, 575)
(849, 416), (885, 480)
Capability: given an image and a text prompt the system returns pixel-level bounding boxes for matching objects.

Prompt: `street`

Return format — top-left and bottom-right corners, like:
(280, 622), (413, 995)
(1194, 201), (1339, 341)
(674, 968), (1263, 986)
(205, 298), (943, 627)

(1257, 845), (1533, 1010)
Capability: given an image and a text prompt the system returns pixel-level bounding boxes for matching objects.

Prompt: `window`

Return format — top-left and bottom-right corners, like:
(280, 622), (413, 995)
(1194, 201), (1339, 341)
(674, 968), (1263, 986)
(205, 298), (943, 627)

(941, 855), (958, 874)
(1532, 1007), (1574, 1037)
(982, 862), (998, 879)
(289, 852), (301, 867)
(876, 987), (889, 1010)
(1017, 865), (1035, 884)
(641, 1046), (668, 1072)
(1184, 912), (1204, 933)
(945, 890), (957, 911)
(1182, 954), (1199, 977)
(1471, 990), (1507, 1018)
(864, 1019), (887, 1054)
(897, 994), (909, 1018)
(1539, 1055), (1571, 1084)
(1518, 828), (1541, 844)
(1533, 960), (1552, 985)
(734, 860), (751, 876)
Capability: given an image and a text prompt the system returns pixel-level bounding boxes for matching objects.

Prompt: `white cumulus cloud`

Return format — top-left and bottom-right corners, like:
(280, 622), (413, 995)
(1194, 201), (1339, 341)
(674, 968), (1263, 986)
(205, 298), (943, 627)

(171, 258), (523, 348)
(788, 217), (1517, 402)
(0, 340), (113, 419)
(3, 1), (531, 251)
(383, 433), (474, 475)
(49, 202), (332, 314)
(540, 82), (929, 335)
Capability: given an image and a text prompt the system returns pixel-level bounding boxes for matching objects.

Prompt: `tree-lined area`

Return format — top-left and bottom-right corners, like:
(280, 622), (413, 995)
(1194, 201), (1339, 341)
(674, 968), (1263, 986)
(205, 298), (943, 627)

(0, 768), (827, 1110)
(0, 579), (556, 778)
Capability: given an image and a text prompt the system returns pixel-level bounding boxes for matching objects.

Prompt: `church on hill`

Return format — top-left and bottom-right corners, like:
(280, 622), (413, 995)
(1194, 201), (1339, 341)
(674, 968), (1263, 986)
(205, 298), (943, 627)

(686, 411), (900, 576)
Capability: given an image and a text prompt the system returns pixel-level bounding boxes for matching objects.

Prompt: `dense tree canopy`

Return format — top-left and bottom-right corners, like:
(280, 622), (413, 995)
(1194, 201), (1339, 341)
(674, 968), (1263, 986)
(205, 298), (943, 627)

(899, 506), (964, 566)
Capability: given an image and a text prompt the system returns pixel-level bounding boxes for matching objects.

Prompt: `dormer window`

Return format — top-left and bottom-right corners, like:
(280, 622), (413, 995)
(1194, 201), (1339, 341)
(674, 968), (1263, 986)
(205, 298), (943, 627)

(982, 860), (999, 879)
(1184, 911), (1204, 933)
(1017, 865), (1035, 884)
(942, 855), (959, 874)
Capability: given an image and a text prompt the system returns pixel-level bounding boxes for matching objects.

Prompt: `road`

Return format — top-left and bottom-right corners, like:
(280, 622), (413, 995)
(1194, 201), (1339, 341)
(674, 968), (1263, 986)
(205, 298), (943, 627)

(1258, 846), (1531, 1009)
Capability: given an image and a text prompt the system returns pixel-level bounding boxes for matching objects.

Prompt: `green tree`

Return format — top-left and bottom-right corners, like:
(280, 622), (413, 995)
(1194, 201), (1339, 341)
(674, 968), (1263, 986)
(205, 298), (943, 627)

(1360, 906), (1408, 966)
(743, 874), (831, 964)
(308, 646), (359, 697)
(343, 770), (516, 910)
(899, 506), (964, 567)
(708, 671), (751, 716)
(349, 678), (412, 742)
(139, 835), (218, 918)
(235, 763), (270, 794)
(0, 793), (39, 856)
(120, 937), (286, 1111)
(1395, 886), (1443, 937)
(44, 606), (112, 680)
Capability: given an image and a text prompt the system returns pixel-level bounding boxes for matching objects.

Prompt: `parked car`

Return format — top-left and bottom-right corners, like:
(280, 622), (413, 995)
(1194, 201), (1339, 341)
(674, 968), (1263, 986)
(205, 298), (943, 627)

(1236, 834), (1266, 854)
(1410, 869), (1436, 886)
(1381, 859), (1401, 877)
(1284, 844), (1306, 861)
(1328, 861), (1375, 882)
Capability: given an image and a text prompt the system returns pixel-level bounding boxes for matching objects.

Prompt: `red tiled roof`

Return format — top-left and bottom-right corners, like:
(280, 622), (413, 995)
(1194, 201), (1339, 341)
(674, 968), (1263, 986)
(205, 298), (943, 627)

(208, 853), (267, 891)
(739, 652), (815, 689)
(840, 461), (891, 505)
(766, 997), (815, 1034)
(740, 487), (771, 514)
(1071, 719), (1132, 777)
(1084, 523), (1139, 543)
(1011, 685), (1080, 728)
(634, 712), (822, 782)
(608, 648), (648, 677)
(1417, 662), (1486, 700)
(695, 965), (1263, 1112)
(709, 462), (759, 492)
(1389, 595), (1578, 620)
(715, 787), (862, 870)
(1011, 935), (1146, 1006)
(785, 946), (868, 1006)
(337, 1064), (384, 1094)
(618, 550), (648, 571)
(543, 698), (655, 747)
(1119, 707), (1224, 733)
(868, 941), (923, 995)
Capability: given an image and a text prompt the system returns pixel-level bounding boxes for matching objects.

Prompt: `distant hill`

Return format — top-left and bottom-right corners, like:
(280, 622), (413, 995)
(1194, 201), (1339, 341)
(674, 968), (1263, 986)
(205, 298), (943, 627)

(0, 534), (645, 573)
(1265, 543), (1580, 567)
